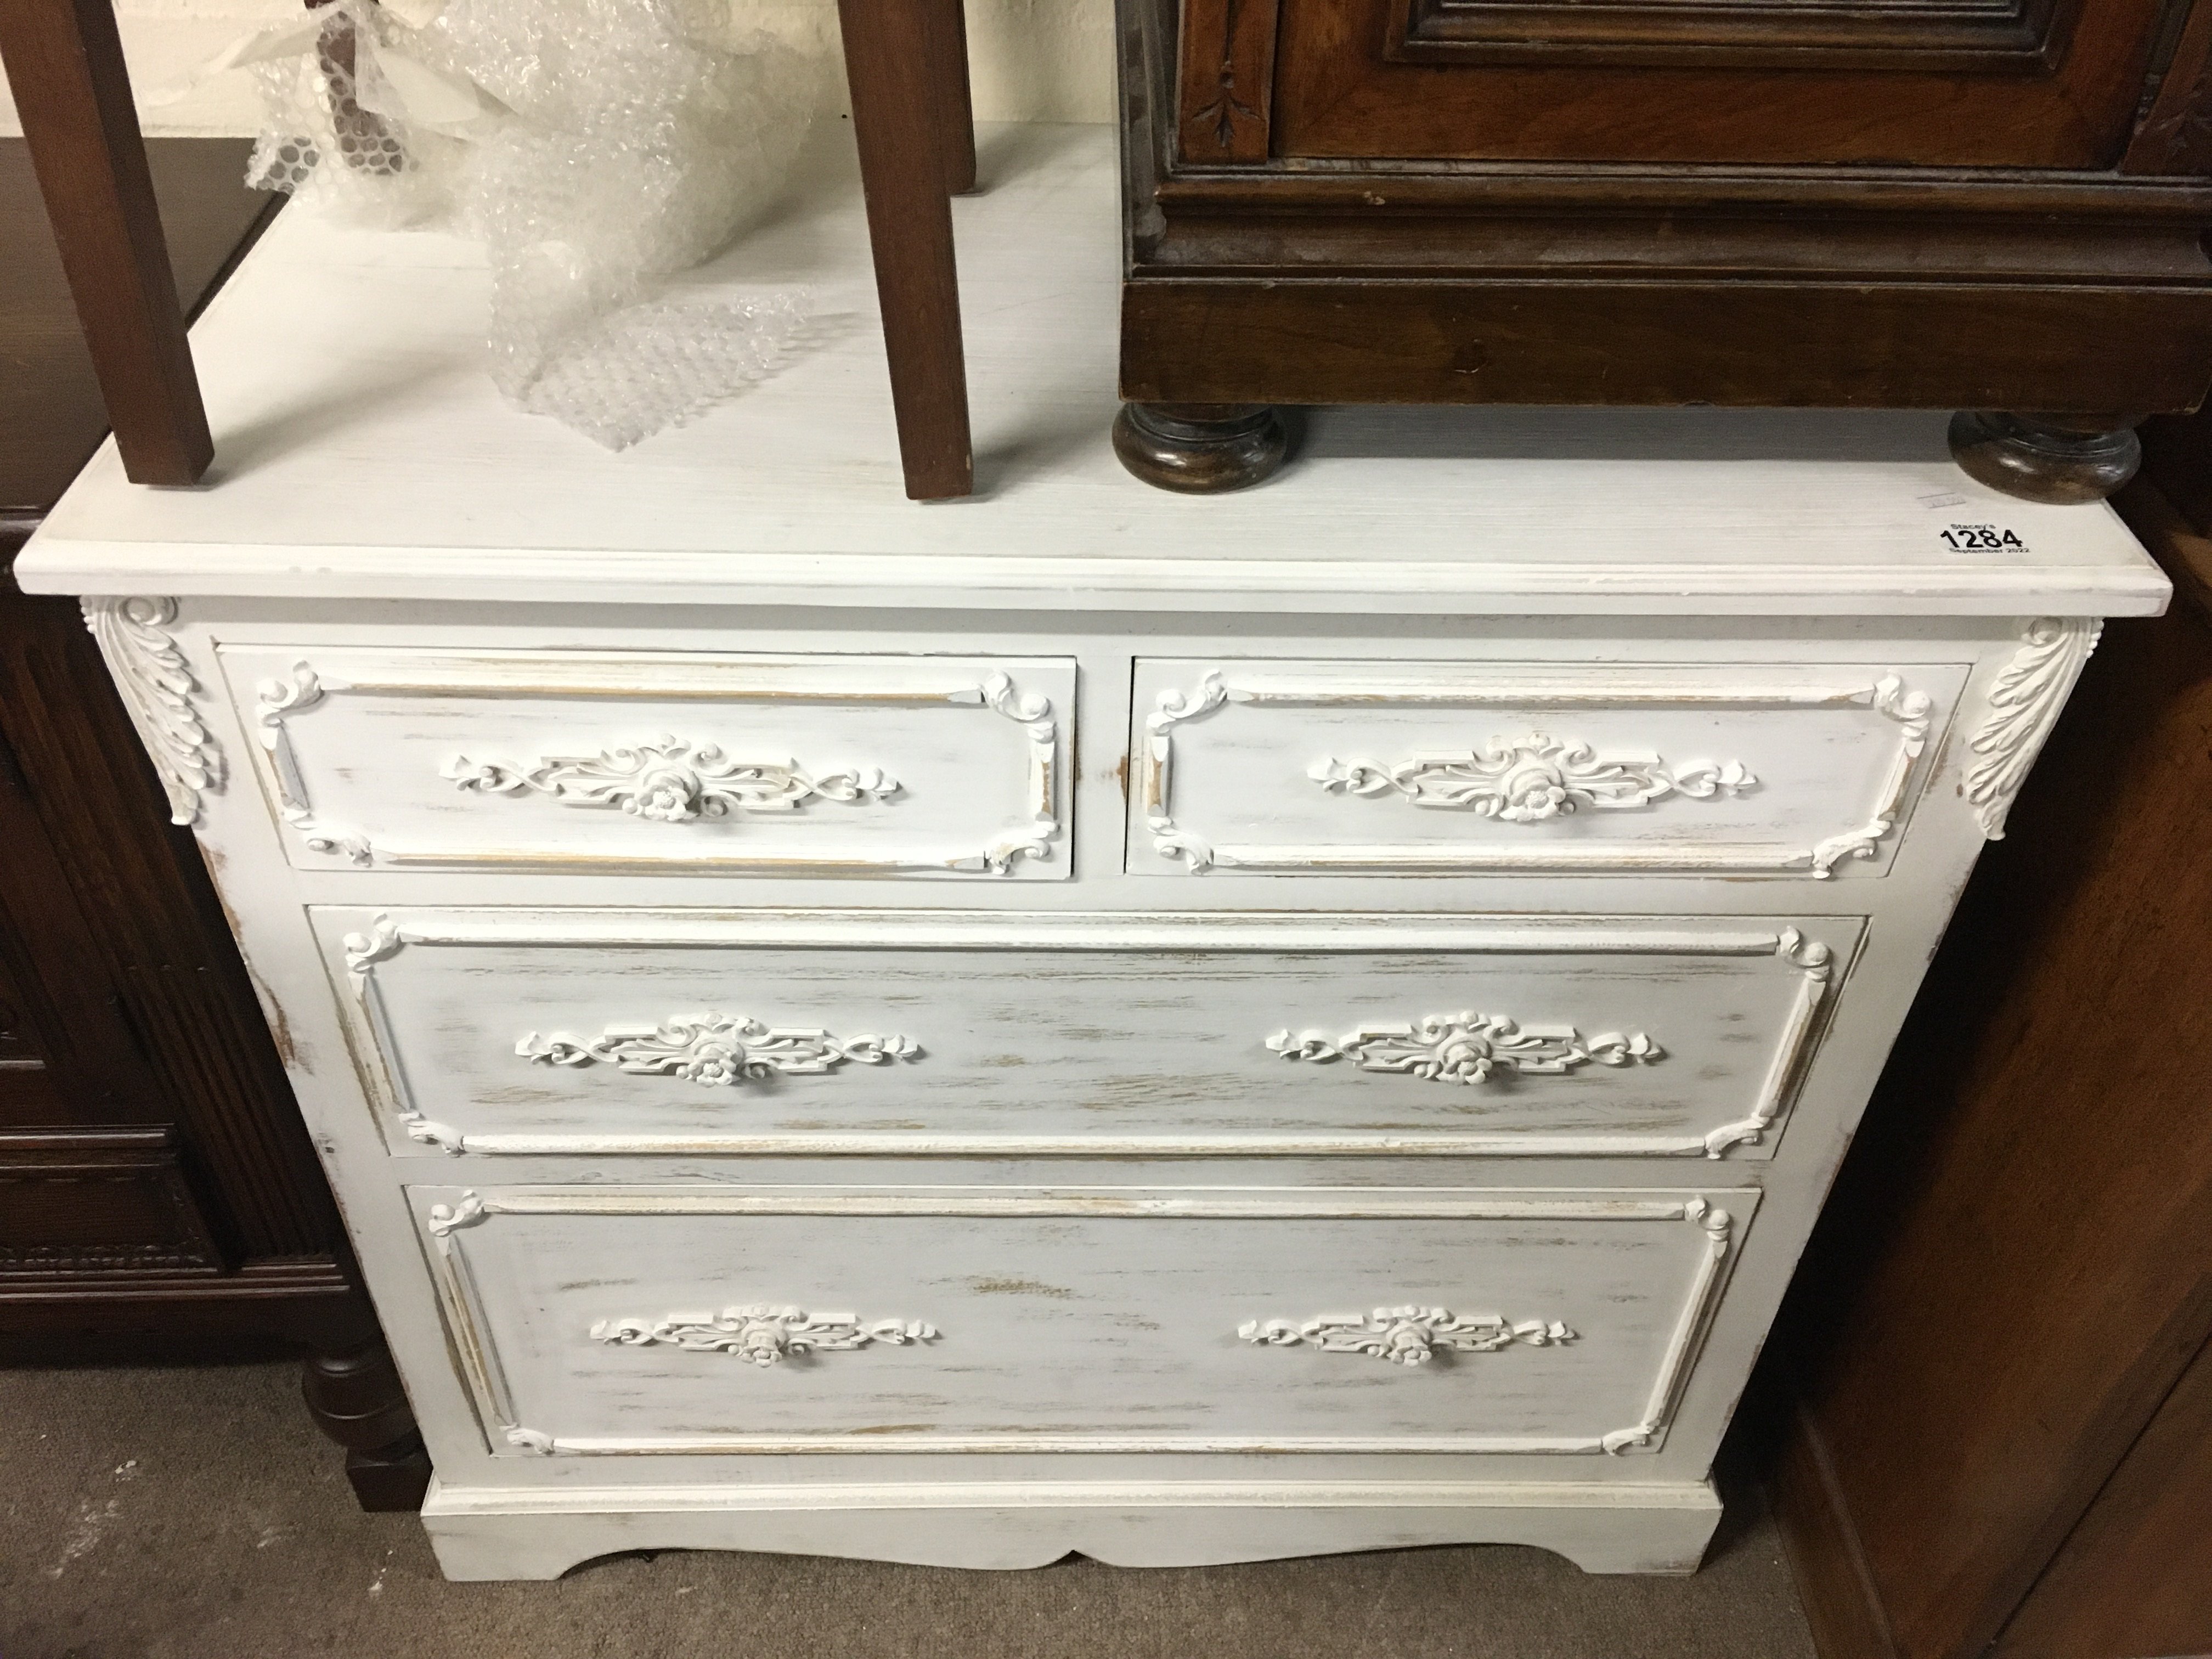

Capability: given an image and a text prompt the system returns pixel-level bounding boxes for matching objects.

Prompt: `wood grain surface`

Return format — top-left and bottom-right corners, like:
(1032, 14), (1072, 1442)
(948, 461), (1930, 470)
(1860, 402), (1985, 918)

(1271, 0), (2166, 165)
(834, 0), (973, 499)
(1767, 455), (2212, 1659)
(1, 139), (273, 523)
(0, 0), (219, 482)
(1, 136), (420, 1508)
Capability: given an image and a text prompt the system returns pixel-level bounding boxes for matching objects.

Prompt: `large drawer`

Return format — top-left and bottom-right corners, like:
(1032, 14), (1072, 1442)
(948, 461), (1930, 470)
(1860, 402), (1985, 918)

(1128, 658), (1969, 878)
(218, 647), (1072, 878)
(413, 1183), (1760, 1457)
(322, 907), (1859, 1160)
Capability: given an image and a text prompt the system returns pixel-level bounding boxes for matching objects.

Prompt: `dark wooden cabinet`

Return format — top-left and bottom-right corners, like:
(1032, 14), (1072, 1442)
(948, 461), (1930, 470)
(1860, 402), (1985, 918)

(0, 137), (425, 1510)
(1115, 0), (2212, 498)
(1760, 417), (2212, 1659)
(1268, 0), (2169, 165)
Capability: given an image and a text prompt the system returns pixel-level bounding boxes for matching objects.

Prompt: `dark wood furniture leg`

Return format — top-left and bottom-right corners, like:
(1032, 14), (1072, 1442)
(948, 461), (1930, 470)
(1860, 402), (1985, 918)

(0, 0), (212, 486)
(1113, 402), (1289, 493)
(925, 0), (978, 196)
(1948, 412), (2145, 504)
(836, 0), (974, 501)
(303, 1335), (432, 1511)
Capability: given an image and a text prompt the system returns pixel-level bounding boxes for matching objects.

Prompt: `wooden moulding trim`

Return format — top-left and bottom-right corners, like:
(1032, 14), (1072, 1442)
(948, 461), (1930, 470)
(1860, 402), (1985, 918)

(0, 1257), (355, 1305)
(1153, 168), (2212, 221)
(1384, 0), (2077, 74)
(1769, 1398), (1905, 1659)
(1119, 279), (2212, 412)
(0, 1126), (174, 1157)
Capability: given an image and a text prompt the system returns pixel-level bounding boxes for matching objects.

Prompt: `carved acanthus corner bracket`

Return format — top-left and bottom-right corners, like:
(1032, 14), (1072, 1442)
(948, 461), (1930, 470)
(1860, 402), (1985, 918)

(81, 597), (223, 827)
(1966, 618), (2102, 839)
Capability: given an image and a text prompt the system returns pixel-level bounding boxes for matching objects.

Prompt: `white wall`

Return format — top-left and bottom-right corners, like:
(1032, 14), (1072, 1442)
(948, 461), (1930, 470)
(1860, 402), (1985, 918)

(0, 0), (1116, 136)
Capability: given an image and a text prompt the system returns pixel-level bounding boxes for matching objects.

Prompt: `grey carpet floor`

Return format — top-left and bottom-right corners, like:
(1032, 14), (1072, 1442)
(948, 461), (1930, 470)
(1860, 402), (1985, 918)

(0, 1361), (1816, 1659)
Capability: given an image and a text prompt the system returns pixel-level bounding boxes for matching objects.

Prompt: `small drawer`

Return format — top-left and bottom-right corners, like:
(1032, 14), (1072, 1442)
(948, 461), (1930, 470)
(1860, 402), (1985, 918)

(412, 1182), (1760, 1458)
(218, 646), (1071, 878)
(1128, 658), (1969, 878)
(320, 906), (1858, 1160)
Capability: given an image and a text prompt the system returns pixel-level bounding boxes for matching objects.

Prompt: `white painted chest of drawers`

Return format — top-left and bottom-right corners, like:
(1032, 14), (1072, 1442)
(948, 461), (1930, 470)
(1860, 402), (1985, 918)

(16, 125), (2171, 1581)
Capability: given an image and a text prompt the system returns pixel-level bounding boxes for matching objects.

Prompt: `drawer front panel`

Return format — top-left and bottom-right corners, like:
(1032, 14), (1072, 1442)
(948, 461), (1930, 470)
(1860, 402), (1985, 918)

(1129, 658), (1969, 878)
(324, 908), (1860, 1160)
(218, 647), (1071, 878)
(413, 1184), (1760, 1457)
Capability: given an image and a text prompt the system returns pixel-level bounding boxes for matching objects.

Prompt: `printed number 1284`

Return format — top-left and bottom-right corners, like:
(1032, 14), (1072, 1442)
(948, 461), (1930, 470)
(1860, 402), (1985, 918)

(1940, 524), (2028, 551)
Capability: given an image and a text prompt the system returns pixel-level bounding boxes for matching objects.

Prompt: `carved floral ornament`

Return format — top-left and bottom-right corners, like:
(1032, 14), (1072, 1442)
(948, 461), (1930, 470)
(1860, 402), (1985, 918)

(1269, 1014), (1662, 1085)
(444, 739), (899, 824)
(1240, 1307), (1576, 1366)
(592, 1306), (940, 1368)
(518, 1012), (922, 1086)
(1312, 736), (1757, 822)
(591, 1303), (1571, 1370)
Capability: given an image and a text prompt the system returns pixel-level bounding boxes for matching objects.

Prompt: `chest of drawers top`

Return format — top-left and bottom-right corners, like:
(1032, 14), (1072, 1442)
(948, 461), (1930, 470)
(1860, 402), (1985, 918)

(8, 128), (2166, 626)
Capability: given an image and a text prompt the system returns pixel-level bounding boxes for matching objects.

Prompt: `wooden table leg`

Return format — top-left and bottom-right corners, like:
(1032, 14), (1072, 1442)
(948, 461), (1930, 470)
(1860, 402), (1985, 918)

(926, 0), (977, 196)
(0, 0), (214, 486)
(836, 0), (974, 501)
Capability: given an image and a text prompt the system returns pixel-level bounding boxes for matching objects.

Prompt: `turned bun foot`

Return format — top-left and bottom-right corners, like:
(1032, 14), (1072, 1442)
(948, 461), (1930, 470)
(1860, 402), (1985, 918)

(304, 1339), (432, 1511)
(1113, 403), (1289, 493)
(1948, 412), (2142, 505)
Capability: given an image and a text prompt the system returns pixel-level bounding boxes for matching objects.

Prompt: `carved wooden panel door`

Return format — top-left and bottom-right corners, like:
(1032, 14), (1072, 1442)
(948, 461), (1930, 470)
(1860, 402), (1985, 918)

(1188, 0), (2208, 168)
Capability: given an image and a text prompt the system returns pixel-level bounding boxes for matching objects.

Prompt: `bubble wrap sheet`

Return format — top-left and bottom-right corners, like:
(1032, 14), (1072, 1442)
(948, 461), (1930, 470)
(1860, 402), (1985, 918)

(237, 0), (823, 449)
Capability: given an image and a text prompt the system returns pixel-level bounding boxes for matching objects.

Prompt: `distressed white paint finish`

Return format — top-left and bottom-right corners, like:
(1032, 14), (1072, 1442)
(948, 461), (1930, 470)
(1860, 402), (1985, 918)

(220, 646), (1070, 877)
(408, 1184), (1757, 1459)
(1133, 659), (1967, 878)
(419, 1477), (1726, 1578)
(30, 607), (2154, 1579)
(12, 125), (2168, 1581)
(10, 127), (2168, 620)
(314, 907), (1857, 1160)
